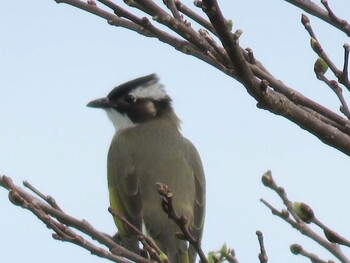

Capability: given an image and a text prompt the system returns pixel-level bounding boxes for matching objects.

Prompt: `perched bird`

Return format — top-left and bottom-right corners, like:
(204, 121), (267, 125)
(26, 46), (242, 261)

(87, 74), (205, 263)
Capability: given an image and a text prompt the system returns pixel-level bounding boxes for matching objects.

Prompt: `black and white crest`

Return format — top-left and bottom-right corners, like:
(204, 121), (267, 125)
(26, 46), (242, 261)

(87, 74), (177, 131)
(107, 74), (168, 101)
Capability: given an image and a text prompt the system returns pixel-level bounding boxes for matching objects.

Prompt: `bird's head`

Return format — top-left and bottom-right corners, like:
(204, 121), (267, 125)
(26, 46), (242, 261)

(87, 74), (179, 131)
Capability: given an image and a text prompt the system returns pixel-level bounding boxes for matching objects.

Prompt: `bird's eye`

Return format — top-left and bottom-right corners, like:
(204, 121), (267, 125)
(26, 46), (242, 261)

(125, 93), (137, 104)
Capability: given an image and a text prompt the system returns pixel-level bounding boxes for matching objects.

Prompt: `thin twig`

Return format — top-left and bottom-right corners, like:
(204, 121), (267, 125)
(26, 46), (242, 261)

(301, 14), (341, 76)
(202, 0), (260, 97)
(256, 231), (268, 263)
(52, 0), (350, 156)
(163, 0), (182, 21)
(339, 43), (350, 91)
(108, 207), (169, 263)
(23, 180), (62, 211)
(316, 74), (350, 120)
(260, 171), (350, 262)
(283, 0), (350, 36)
(290, 243), (335, 263)
(1, 175), (150, 263)
(313, 218), (350, 248)
(156, 183), (209, 263)
(174, 0), (216, 35)
(320, 0), (350, 36)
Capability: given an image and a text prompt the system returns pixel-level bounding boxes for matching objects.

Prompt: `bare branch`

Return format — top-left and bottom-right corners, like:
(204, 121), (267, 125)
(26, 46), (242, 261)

(108, 207), (169, 263)
(315, 73), (350, 120)
(23, 180), (63, 211)
(290, 243), (335, 263)
(261, 171), (350, 262)
(340, 44), (350, 91)
(1, 175), (151, 263)
(301, 14), (342, 78)
(283, 0), (350, 36)
(256, 231), (268, 263)
(50, 0), (350, 156)
(156, 183), (209, 263)
(174, 0), (216, 35)
(163, 0), (182, 22)
(202, 0), (260, 97)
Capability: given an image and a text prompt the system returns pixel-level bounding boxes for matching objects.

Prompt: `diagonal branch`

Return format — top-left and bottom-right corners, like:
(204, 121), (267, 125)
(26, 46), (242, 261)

(282, 0), (350, 36)
(1, 175), (151, 263)
(108, 207), (169, 263)
(156, 183), (209, 263)
(51, 0), (350, 156)
(261, 171), (350, 262)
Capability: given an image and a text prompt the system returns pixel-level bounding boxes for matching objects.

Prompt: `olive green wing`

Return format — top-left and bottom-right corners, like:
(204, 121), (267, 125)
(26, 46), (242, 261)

(183, 138), (206, 263)
(107, 134), (143, 251)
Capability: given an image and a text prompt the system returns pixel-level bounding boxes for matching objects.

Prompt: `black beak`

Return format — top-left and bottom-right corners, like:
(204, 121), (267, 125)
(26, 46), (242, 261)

(87, 97), (111, 109)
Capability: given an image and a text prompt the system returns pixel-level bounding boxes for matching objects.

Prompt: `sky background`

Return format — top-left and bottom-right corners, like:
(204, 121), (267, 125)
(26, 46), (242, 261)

(1, 1), (350, 262)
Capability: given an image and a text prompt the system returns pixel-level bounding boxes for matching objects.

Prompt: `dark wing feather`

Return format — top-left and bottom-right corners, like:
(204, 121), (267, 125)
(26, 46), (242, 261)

(107, 133), (143, 251)
(183, 138), (206, 263)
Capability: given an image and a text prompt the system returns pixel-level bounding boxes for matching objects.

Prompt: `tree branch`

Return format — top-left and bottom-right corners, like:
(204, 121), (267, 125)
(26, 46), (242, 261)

(108, 207), (169, 263)
(261, 171), (350, 262)
(0, 175), (151, 263)
(282, 0), (350, 37)
(290, 244), (335, 263)
(51, 0), (350, 156)
(256, 231), (268, 263)
(156, 183), (208, 263)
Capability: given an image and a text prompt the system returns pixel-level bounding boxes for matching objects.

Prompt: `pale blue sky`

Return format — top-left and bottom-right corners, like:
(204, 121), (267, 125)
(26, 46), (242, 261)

(1, 1), (349, 262)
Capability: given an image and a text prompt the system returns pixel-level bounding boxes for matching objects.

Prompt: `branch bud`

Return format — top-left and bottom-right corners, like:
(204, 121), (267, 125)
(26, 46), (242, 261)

(292, 202), (314, 223)
(290, 244), (302, 255)
(324, 229), (344, 244)
(261, 170), (273, 187)
(8, 190), (24, 206)
(310, 38), (322, 53)
(314, 57), (328, 77)
(301, 14), (310, 27)
(281, 209), (290, 219)
(220, 243), (228, 257)
(226, 19), (233, 31)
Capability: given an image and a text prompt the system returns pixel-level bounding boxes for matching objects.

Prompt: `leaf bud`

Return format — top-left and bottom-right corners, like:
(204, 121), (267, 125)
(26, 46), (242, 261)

(314, 57), (328, 76)
(290, 243), (302, 255)
(293, 202), (315, 223)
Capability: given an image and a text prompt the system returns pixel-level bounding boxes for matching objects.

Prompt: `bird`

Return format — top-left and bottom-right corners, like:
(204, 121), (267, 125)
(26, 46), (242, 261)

(87, 74), (205, 263)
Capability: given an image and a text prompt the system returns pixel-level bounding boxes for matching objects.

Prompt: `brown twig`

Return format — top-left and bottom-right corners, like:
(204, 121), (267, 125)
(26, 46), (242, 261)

(283, 0), (350, 37)
(313, 218), (350, 248)
(1, 175), (151, 263)
(302, 14), (350, 120)
(256, 231), (268, 263)
(339, 43), (350, 92)
(127, 0), (223, 64)
(290, 243), (335, 263)
(301, 14), (341, 77)
(260, 171), (350, 262)
(23, 180), (62, 211)
(174, 0), (216, 35)
(320, 0), (350, 36)
(108, 207), (169, 263)
(156, 183), (209, 263)
(52, 0), (350, 156)
(163, 0), (182, 22)
(315, 73), (350, 120)
(202, 0), (260, 96)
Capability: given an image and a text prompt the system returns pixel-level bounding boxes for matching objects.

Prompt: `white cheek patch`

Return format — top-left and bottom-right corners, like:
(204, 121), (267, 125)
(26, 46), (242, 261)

(131, 83), (168, 100)
(105, 108), (136, 131)
(144, 101), (157, 116)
